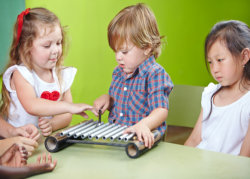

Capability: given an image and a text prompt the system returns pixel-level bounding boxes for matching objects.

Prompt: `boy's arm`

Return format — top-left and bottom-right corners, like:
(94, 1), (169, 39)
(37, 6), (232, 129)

(145, 67), (173, 130)
(124, 108), (167, 149)
(184, 109), (203, 147)
(94, 94), (113, 114)
(138, 108), (168, 131)
(239, 121), (250, 157)
(125, 68), (173, 148)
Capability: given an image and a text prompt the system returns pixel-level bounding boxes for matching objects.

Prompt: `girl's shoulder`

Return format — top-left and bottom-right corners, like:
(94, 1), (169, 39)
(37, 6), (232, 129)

(201, 83), (221, 108)
(59, 67), (77, 92)
(202, 83), (221, 96)
(60, 67), (77, 78)
(237, 91), (250, 118)
(4, 64), (31, 75)
(3, 65), (34, 91)
(242, 91), (250, 105)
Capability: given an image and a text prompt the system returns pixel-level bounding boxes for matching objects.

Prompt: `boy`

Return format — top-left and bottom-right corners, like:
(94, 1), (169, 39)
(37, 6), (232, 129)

(94, 3), (173, 148)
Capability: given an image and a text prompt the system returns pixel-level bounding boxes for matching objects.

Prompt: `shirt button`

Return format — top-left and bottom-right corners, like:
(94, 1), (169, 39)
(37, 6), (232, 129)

(120, 113), (123, 117)
(124, 87), (127, 91)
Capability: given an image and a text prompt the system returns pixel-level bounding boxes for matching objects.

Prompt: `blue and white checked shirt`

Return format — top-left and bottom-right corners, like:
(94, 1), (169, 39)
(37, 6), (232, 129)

(108, 56), (173, 135)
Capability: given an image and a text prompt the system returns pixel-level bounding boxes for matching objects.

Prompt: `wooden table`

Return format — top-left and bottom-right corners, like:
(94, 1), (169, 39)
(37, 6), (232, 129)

(28, 140), (250, 179)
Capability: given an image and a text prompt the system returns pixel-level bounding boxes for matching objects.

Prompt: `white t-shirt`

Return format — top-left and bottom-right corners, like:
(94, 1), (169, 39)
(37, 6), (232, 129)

(3, 64), (77, 127)
(196, 83), (250, 155)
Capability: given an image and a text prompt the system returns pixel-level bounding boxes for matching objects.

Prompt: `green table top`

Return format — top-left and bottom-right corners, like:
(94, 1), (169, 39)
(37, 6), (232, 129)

(28, 140), (250, 179)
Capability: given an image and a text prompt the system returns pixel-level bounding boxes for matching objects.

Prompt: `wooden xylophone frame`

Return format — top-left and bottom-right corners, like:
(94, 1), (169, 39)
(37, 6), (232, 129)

(44, 120), (162, 158)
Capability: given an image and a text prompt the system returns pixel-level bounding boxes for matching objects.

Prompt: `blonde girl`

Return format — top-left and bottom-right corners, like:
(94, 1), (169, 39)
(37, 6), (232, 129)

(0, 8), (97, 137)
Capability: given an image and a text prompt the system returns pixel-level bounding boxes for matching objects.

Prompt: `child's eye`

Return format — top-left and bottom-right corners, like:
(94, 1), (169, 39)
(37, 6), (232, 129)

(44, 45), (50, 48)
(122, 51), (128, 54)
(207, 61), (212, 64)
(43, 44), (51, 48)
(57, 41), (62, 46)
(217, 58), (223, 62)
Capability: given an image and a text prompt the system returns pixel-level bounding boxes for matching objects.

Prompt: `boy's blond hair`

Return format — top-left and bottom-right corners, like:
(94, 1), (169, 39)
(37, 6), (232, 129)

(108, 3), (163, 59)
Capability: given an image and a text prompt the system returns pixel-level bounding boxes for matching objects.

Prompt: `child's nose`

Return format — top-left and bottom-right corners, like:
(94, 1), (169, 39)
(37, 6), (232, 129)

(52, 46), (59, 55)
(115, 52), (122, 61)
(212, 63), (219, 73)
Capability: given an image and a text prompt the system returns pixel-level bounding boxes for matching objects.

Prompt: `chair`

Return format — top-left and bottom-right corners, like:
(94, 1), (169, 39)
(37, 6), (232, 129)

(164, 85), (204, 144)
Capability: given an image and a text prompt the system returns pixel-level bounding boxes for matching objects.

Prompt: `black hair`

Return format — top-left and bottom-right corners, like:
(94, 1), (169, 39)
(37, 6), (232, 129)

(204, 20), (250, 120)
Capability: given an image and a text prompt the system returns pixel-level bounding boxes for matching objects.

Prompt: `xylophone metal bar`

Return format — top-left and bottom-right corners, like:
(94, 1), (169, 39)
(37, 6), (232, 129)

(60, 119), (93, 136)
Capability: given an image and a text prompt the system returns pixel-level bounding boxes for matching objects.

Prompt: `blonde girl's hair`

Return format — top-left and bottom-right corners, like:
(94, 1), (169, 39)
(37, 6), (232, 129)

(108, 3), (163, 59)
(0, 8), (67, 118)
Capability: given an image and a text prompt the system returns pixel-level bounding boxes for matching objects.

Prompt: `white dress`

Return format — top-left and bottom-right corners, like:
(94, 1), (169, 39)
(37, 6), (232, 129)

(3, 64), (77, 127)
(196, 83), (250, 155)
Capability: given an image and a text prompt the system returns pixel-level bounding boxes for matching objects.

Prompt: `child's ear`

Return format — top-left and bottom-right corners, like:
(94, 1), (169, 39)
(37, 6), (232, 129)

(144, 46), (152, 56)
(241, 48), (250, 65)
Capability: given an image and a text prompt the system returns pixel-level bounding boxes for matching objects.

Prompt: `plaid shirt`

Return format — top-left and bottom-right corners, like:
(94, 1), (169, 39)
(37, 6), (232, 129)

(108, 56), (173, 135)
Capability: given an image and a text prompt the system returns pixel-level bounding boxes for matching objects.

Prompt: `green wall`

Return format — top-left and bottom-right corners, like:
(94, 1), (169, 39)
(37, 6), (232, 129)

(0, 0), (25, 73)
(2, 0), (250, 124)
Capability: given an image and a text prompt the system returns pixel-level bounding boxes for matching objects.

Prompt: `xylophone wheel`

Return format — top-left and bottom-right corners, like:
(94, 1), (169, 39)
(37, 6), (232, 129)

(125, 130), (162, 158)
(45, 135), (72, 153)
(125, 142), (140, 158)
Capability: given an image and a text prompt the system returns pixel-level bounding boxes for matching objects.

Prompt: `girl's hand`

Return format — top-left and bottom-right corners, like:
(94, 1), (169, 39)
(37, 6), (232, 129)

(93, 94), (111, 114)
(124, 122), (155, 149)
(70, 103), (98, 118)
(38, 118), (52, 137)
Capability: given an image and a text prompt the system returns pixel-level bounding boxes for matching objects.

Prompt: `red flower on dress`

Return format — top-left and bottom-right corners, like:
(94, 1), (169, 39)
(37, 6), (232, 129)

(40, 91), (60, 101)
(40, 91), (50, 100)
(50, 91), (60, 101)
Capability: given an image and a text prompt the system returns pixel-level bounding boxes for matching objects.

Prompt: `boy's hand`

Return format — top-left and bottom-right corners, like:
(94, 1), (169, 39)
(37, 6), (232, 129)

(94, 94), (111, 114)
(38, 118), (53, 137)
(124, 122), (155, 149)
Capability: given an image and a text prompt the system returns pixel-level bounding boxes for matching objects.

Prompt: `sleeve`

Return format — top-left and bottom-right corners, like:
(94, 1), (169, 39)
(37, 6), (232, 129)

(238, 95), (250, 133)
(3, 65), (34, 92)
(108, 78), (115, 111)
(201, 83), (220, 108)
(147, 67), (173, 110)
(108, 79), (114, 98)
(243, 95), (250, 123)
(201, 83), (221, 120)
(61, 67), (77, 92)
(108, 67), (119, 97)
(247, 102), (250, 123)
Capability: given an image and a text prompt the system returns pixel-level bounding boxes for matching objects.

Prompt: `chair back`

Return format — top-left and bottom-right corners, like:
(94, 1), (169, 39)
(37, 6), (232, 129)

(167, 85), (204, 128)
